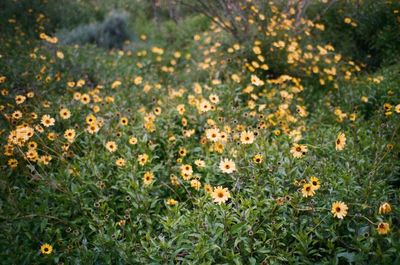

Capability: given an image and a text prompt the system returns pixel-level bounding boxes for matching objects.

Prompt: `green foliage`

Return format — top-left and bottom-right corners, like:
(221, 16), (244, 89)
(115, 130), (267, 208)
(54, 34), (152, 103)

(316, 0), (400, 68)
(58, 12), (132, 50)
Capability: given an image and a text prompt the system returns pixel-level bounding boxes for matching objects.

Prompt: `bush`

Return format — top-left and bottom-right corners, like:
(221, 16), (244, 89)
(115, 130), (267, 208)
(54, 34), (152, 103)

(316, 0), (400, 69)
(59, 11), (131, 49)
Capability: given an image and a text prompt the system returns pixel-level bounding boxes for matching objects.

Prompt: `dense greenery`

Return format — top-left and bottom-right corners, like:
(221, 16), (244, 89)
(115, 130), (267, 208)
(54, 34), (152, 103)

(0, 0), (399, 264)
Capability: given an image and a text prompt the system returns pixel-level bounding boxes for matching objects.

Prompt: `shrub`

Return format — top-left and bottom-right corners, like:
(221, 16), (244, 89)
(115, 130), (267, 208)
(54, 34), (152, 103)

(59, 11), (131, 49)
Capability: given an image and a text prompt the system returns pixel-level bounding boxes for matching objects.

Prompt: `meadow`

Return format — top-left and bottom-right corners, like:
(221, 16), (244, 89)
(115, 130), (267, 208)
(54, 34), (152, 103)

(0, 0), (399, 264)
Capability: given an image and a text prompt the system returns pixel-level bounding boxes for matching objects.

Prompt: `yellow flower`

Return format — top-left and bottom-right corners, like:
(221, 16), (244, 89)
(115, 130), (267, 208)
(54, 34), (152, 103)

(105, 141), (118, 153)
(180, 164), (193, 180)
(129, 136), (138, 145)
(15, 95), (26, 104)
(211, 186), (231, 204)
(198, 99), (211, 113)
(209, 94), (219, 104)
(86, 114), (97, 125)
(59, 108), (71, 119)
(395, 104), (400, 113)
(86, 123), (99, 134)
(251, 74), (264, 86)
(296, 105), (308, 117)
(190, 179), (201, 190)
(378, 202), (392, 214)
(154, 107), (162, 115)
(56, 51), (64, 59)
(302, 183), (315, 198)
(120, 117), (128, 126)
(206, 128), (220, 142)
(133, 76), (143, 85)
(310, 176), (321, 190)
(336, 132), (346, 151)
(12, 111), (23, 119)
(116, 158), (126, 167)
(138, 153), (149, 166)
(376, 222), (390, 235)
(166, 198), (178, 206)
(195, 159), (205, 168)
(240, 130), (255, 144)
(64, 129), (76, 143)
(40, 243), (53, 255)
(290, 144), (308, 158)
(143, 171), (154, 185)
(39, 155), (52, 165)
(361, 96), (368, 103)
(253, 154), (263, 164)
(176, 104), (185, 115)
(170, 175), (180, 186)
(204, 183), (212, 194)
(80, 93), (91, 104)
(41, 115), (55, 127)
(331, 201), (348, 219)
(219, 158), (236, 174)
(7, 158), (18, 169)
(111, 80), (122, 89)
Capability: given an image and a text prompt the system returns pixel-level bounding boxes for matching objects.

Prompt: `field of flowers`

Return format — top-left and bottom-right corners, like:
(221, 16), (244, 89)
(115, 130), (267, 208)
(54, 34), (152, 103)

(0, 0), (399, 264)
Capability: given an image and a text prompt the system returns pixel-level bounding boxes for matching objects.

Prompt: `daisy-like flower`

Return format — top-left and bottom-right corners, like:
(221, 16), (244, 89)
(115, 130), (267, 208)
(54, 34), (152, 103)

(59, 108), (71, 119)
(336, 132), (346, 151)
(310, 176), (321, 190)
(143, 171), (154, 186)
(190, 179), (201, 190)
(86, 123), (99, 134)
(170, 175), (180, 186)
(240, 130), (254, 144)
(302, 183), (315, 198)
(138, 154), (149, 166)
(80, 93), (90, 104)
(178, 147), (186, 157)
(251, 74), (264, 86)
(209, 94), (219, 104)
(198, 99), (211, 113)
(105, 141), (118, 153)
(166, 198), (178, 206)
(176, 104), (185, 115)
(253, 154), (263, 164)
(204, 183), (212, 194)
(195, 159), (205, 168)
(378, 202), (392, 214)
(86, 114), (97, 125)
(41, 115), (55, 127)
(39, 155), (52, 165)
(395, 104), (400, 113)
(115, 158), (126, 167)
(64, 129), (76, 143)
(211, 186), (231, 204)
(376, 222), (390, 235)
(219, 158), (236, 174)
(7, 159), (18, 169)
(180, 164), (193, 180)
(296, 105), (308, 117)
(120, 117), (128, 126)
(15, 95), (26, 104)
(12, 110), (23, 119)
(206, 128), (220, 142)
(331, 201), (348, 219)
(129, 136), (138, 145)
(40, 243), (53, 255)
(290, 144), (308, 158)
